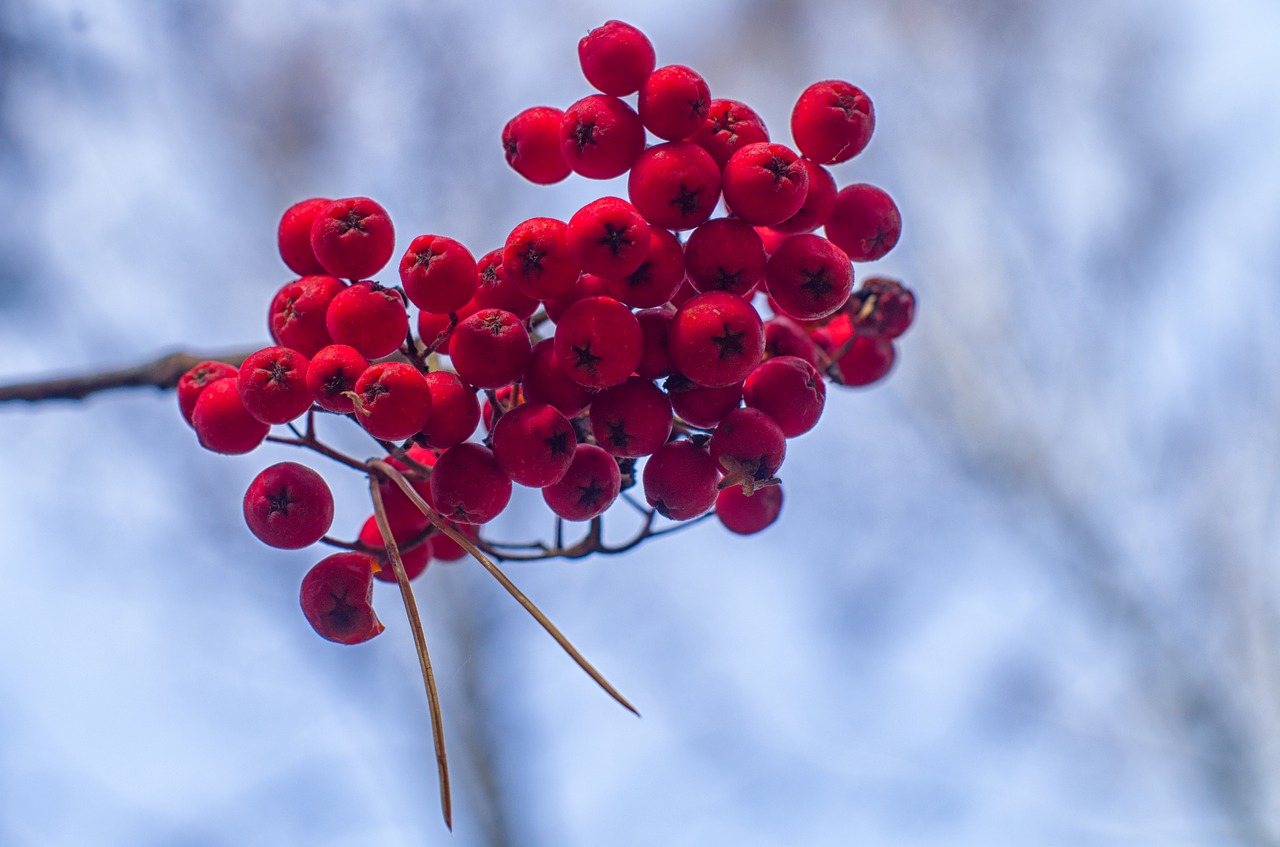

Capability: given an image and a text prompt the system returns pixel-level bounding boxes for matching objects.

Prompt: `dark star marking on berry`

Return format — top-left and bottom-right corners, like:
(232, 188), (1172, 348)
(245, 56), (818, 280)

(413, 249), (436, 269)
(362, 380), (390, 400)
(689, 96), (707, 119)
(545, 430), (571, 457)
(325, 589), (357, 633)
(339, 209), (367, 234)
(266, 486), (299, 515)
(325, 372), (353, 395)
(504, 137), (518, 159)
(835, 94), (867, 119)
(480, 313), (508, 335)
(264, 360), (291, 384)
(710, 323), (746, 360)
(866, 228), (893, 255)
(598, 223), (632, 256)
(763, 155), (797, 185)
(571, 342), (603, 374)
(577, 478), (607, 509)
(571, 120), (597, 153)
(520, 245), (545, 275)
(671, 185), (700, 216)
(606, 420), (633, 451)
(626, 262), (651, 287)
(713, 268), (742, 292)
(799, 268), (833, 300)
(480, 264), (499, 285)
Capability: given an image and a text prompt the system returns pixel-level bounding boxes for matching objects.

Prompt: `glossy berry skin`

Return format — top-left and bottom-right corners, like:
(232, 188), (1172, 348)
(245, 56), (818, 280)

(684, 218), (767, 297)
(643, 440), (721, 521)
(277, 197), (332, 276)
(553, 296), (644, 389)
(601, 224), (685, 309)
(763, 316), (821, 367)
(847, 276), (916, 339)
(325, 281), (409, 361)
(430, 443), (512, 525)
(544, 272), (611, 324)
(309, 197), (396, 280)
(503, 106), (572, 185)
(764, 233), (854, 321)
(709, 407), (787, 482)
(352, 362), (433, 441)
(721, 142), (810, 228)
(237, 346), (313, 425)
(192, 378), (271, 455)
(492, 402), (577, 487)
(821, 334), (896, 387)
(521, 339), (594, 417)
(634, 308), (676, 380)
(627, 141), (721, 231)
(825, 184), (902, 262)
(770, 159), (838, 235)
(417, 297), (477, 357)
(791, 80), (875, 165)
(178, 361), (238, 426)
(690, 99), (769, 169)
(360, 516), (431, 582)
(743, 355), (826, 436)
(269, 275), (346, 357)
(639, 65), (711, 141)
(589, 376), (673, 458)
(399, 234), (478, 315)
(243, 462), (335, 549)
(450, 309), (532, 390)
(300, 553), (384, 645)
(503, 217), (581, 301)
(474, 248), (538, 319)
(305, 344), (369, 414)
(668, 292), (766, 388)
(560, 94), (646, 180)
(566, 197), (651, 279)
(665, 374), (743, 428)
(715, 485), (783, 535)
(417, 371), (480, 449)
(542, 444), (621, 522)
(578, 20), (655, 97)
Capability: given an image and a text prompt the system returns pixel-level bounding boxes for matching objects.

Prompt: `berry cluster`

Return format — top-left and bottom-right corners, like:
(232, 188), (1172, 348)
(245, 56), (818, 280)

(175, 19), (914, 827)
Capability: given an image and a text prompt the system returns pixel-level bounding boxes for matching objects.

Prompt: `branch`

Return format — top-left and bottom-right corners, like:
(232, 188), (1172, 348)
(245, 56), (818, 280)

(0, 349), (256, 404)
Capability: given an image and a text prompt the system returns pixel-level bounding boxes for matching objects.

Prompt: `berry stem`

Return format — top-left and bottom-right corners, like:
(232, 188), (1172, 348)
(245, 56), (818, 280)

(371, 460), (639, 717)
(368, 473), (453, 831)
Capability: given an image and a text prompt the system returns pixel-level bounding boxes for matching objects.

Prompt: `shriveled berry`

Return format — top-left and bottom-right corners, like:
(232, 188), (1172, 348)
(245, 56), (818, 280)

(521, 338), (594, 417)
(277, 197), (332, 277)
(715, 485), (782, 535)
(627, 141), (721, 231)
(309, 197), (396, 280)
(430, 443), (512, 525)
(243, 462), (335, 549)
(643, 440), (720, 521)
(503, 106), (572, 185)
(684, 218), (767, 297)
(360, 516), (431, 582)
(352, 362), (433, 441)
(542, 444), (621, 521)
(791, 80), (875, 165)
(566, 196), (651, 279)
(668, 292), (766, 388)
(399, 234), (478, 315)
(417, 371), (480, 449)
(192, 378), (271, 455)
(847, 276), (916, 339)
(306, 344), (369, 414)
(721, 142), (809, 227)
(450, 308), (532, 390)
(578, 20), (655, 97)
(690, 99), (769, 169)
(765, 233), (854, 322)
(325, 281), (409, 361)
(560, 94), (646, 180)
(639, 65), (711, 142)
(492, 402), (577, 487)
(825, 184), (902, 262)
(269, 275), (346, 357)
(589, 376), (673, 458)
(178, 360), (238, 426)
(503, 217), (580, 301)
(300, 553), (384, 645)
(553, 296), (644, 389)
(743, 355), (826, 436)
(237, 346), (312, 425)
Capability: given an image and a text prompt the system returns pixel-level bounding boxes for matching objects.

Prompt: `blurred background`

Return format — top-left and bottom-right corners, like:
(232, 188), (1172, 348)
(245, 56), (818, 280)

(2, 0), (1278, 844)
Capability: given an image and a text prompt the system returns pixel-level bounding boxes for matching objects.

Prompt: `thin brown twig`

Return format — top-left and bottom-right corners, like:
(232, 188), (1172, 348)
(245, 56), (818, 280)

(0, 349), (253, 403)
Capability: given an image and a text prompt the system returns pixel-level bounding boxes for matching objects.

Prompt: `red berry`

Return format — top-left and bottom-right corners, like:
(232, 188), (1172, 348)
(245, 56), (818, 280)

(482, 385), (521, 432)
(709, 407), (787, 483)
(399, 234), (478, 315)
(589, 376), (673, 458)
(417, 296), (478, 357)
(690, 99), (769, 169)
(300, 553), (384, 645)
(600, 224), (686, 309)
(791, 80), (875, 165)
(824, 184), (902, 262)
(417, 371), (480, 449)
(559, 94), (646, 180)
(243, 462), (335, 549)
(474, 248), (538, 319)
(542, 444), (621, 521)
(449, 308), (532, 390)
(192, 378), (271, 455)
(566, 197), (651, 280)
(820, 333), (896, 387)
(668, 291), (766, 388)
(269, 275), (346, 357)
(743, 355), (826, 437)
(770, 159), (838, 235)
(721, 142), (809, 227)
(544, 272), (612, 324)
(553, 296), (644, 389)
(352, 362), (433, 441)
(639, 65), (711, 141)
(764, 233), (854, 321)
(627, 141), (721, 231)
(578, 20), (655, 97)
(502, 217), (581, 301)
(309, 197), (396, 280)
(643, 440), (720, 521)
(665, 374), (743, 428)
(684, 218), (767, 297)
(763, 316), (821, 367)
(492, 402), (578, 487)
(521, 338), (594, 417)
(375, 446), (437, 533)
(325, 281), (409, 360)
(430, 442), (512, 524)
(715, 485), (782, 535)
(178, 360), (238, 426)
(360, 516), (431, 582)
(503, 106), (571, 185)
(237, 346), (313, 425)
(277, 197), (332, 277)
(305, 344), (369, 414)
(634, 308), (676, 380)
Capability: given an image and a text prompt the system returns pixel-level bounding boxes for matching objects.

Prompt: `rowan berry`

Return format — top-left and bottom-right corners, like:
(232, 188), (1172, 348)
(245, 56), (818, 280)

(430, 442), (512, 524)
(375, 446), (437, 534)
(360, 516), (431, 582)
(300, 553), (384, 645)
(237, 346), (313, 425)
(763, 316), (820, 367)
(847, 276), (916, 339)
(492, 402), (578, 487)
(305, 344), (369, 414)
(742, 355), (825, 437)
(351, 362), (433, 441)
(709, 407), (787, 484)
(824, 184), (901, 262)
(764, 233), (854, 322)
(277, 197), (332, 277)
(665, 374), (743, 428)
(450, 309), (532, 390)
(790, 80), (875, 165)
(770, 159), (838, 235)
(309, 197), (396, 281)
(269, 275), (346, 357)
(521, 339), (594, 418)
(819, 333), (896, 387)
(417, 297), (477, 358)
(243, 462), (335, 549)
(578, 20), (655, 97)
(721, 142), (809, 228)
(589, 376), (673, 458)
(643, 440), (720, 521)
(192, 378), (271, 455)
(559, 94), (645, 180)
(627, 141), (721, 230)
(566, 197), (651, 280)
(503, 217), (581, 301)
(474, 249), (538, 319)
(634, 308), (676, 380)
(668, 291), (766, 388)
(399, 234), (478, 315)
(715, 485), (782, 535)
(542, 443), (621, 521)
(417, 372), (480, 449)
(503, 106), (572, 185)
(690, 99), (769, 169)
(325, 281), (409, 361)
(639, 65), (711, 141)
(684, 218), (767, 297)
(544, 273), (611, 324)
(600, 224), (685, 309)
(178, 360), (238, 426)
(553, 296), (644, 389)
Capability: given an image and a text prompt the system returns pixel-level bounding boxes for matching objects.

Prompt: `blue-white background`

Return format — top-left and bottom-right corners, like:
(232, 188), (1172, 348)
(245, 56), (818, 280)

(2, 1), (1279, 844)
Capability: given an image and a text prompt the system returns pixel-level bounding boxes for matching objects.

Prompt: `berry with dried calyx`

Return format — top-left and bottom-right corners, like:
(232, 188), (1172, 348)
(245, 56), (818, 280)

(324, 281), (409, 361)
(791, 80), (874, 165)
(560, 94), (646, 180)
(709, 407), (787, 489)
(243, 462), (335, 549)
(351, 362), (433, 441)
(309, 197), (396, 281)
(553, 296), (644, 389)
(237, 346), (313, 425)
(743, 355), (825, 437)
(474, 248), (538, 319)
(306, 344), (369, 414)
(269, 275), (346, 357)
(690, 99), (769, 169)
(770, 159), (838, 235)
(521, 338), (594, 417)
(542, 443), (621, 521)
(503, 106), (571, 185)
(191, 378), (271, 455)
(430, 442), (512, 525)
(178, 361), (238, 426)
(589, 376), (673, 458)
(627, 141), (721, 231)
(601, 224), (685, 309)
(824, 183), (901, 262)
(578, 20), (655, 97)
(450, 309), (533, 390)
(399, 234), (478, 315)
(764, 233), (854, 322)
(503, 217), (581, 301)
(643, 439), (720, 521)
(721, 142), (809, 228)
(715, 484), (782, 535)
(847, 277), (916, 339)
(668, 291), (766, 388)
(684, 218), (767, 297)
(492, 402), (578, 487)
(566, 196), (651, 280)
(639, 65), (711, 141)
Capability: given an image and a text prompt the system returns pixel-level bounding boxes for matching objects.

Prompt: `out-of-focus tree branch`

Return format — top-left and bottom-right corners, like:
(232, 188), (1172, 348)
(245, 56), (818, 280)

(0, 349), (252, 403)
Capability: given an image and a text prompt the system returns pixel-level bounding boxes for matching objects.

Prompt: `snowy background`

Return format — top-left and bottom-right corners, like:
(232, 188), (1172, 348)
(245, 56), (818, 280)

(2, 0), (1280, 844)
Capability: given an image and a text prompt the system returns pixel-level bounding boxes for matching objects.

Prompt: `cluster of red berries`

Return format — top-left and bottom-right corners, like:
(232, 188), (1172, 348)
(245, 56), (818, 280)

(175, 19), (914, 649)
